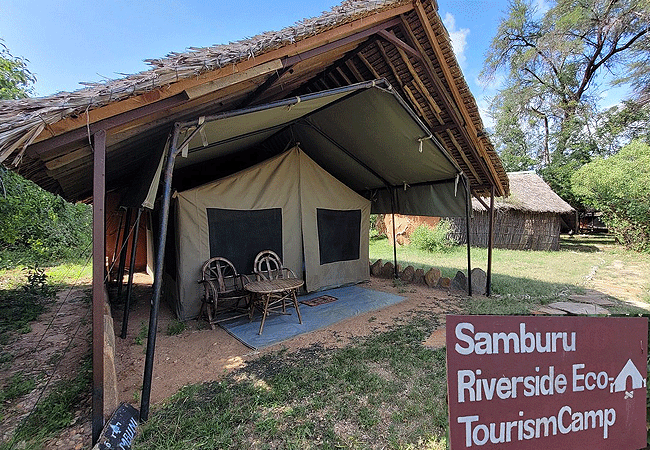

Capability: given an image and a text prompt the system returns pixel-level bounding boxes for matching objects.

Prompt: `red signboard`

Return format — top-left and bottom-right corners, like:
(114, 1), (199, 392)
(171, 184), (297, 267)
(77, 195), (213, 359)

(446, 315), (647, 449)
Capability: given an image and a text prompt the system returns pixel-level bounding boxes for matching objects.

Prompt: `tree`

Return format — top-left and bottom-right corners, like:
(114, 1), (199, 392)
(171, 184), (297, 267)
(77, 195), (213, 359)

(0, 41), (91, 265)
(572, 140), (650, 251)
(483, 0), (650, 202)
(0, 40), (35, 100)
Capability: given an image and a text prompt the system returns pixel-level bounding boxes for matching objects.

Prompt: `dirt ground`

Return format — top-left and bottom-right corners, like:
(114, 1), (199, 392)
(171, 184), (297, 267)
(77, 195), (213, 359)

(113, 276), (465, 406)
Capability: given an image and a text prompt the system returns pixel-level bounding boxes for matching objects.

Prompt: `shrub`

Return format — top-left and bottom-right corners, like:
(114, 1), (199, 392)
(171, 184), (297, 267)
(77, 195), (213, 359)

(572, 140), (650, 252)
(410, 220), (457, 253)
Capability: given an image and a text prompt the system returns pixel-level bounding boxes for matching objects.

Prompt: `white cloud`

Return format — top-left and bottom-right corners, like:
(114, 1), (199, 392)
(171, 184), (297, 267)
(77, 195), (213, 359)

(533, 0), (551, 17)
(442, 12), (469, 68)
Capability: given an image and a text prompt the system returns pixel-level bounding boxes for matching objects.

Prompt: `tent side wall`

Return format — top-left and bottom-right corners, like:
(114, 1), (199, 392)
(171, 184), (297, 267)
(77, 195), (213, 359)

(299, 151), (370, 292)
(450, 210), (563, 251)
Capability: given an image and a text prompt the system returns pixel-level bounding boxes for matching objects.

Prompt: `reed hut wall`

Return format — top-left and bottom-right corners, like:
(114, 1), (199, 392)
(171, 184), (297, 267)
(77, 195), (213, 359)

(449, 209), (563, 251)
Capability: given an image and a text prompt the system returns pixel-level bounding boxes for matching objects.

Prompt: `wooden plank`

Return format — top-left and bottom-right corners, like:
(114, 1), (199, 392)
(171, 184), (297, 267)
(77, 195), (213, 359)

(345, 59), (365, 82)
(183, 59), (283, 99)
(445, 129), (480, 182)
(34, 3), (415, 144)
(44, 147), (92, 170)
(357, 52), (382, 79)
(375, 41), (405, 88)
(391, 42), (445, 122)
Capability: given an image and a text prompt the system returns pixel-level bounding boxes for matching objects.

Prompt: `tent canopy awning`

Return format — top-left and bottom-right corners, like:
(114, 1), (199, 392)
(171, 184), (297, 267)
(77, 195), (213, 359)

(142, 80), (467, 217)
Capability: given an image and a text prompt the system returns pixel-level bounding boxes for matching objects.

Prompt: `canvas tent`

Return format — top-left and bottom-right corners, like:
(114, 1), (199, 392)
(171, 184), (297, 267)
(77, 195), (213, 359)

(170, 148), (371, 320)
(159, 81), (467, 319)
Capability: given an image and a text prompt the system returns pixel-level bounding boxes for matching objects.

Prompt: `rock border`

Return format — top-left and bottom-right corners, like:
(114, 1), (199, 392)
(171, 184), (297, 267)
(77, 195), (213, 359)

(369, 259), (487, 295)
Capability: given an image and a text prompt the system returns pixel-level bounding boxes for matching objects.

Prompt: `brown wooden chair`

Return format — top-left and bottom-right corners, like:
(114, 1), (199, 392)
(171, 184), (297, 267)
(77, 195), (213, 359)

(250, 250), (303, 330)
(199, 257), (251, 329)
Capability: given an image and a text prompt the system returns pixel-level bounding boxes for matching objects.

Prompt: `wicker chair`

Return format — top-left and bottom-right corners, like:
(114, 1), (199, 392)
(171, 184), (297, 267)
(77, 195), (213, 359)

(250, 250), (302, 328)
(199, 257), (251, 329)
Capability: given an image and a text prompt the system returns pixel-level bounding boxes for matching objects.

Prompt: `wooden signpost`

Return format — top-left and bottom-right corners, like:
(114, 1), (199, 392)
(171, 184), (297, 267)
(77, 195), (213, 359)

(446, 315), (647, 449)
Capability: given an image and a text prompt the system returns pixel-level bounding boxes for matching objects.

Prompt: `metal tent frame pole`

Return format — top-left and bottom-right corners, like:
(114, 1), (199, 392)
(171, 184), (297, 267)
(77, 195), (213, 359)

(389, 188), (398, 278)
(121, 207), (142, 339)
(91, 130), (106, 445)
(462, 176), (472, 296)
(487, 185), (495, 296)
(140, 125), (181, 422)
(116, 207), (133, 299)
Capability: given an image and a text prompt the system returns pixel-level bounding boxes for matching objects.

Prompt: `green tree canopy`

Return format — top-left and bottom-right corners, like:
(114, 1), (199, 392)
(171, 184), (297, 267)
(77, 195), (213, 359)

(572, 140), (650, 251)
(0, 41), (91, 266)
(0, 40), (35, 100)
(483, 0), (650, 206)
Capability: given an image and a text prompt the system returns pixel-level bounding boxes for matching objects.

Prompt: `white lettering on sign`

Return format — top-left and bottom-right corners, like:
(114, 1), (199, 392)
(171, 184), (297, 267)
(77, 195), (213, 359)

(458, 406), (616, 447)
(458, 366), (568, 403)
(455, 323), (576, 356)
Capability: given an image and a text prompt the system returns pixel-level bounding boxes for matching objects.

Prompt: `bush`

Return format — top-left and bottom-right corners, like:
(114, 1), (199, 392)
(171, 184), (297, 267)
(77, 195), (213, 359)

(0, 169), (91, 266)
(572, 140), (650, 252)
(410, 220), (457, 253)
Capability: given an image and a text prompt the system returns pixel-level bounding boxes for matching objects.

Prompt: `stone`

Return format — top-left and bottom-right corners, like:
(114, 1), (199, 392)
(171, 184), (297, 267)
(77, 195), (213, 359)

(470, 267), (487, 296)
(381, 262), (395, 279)
(370, 259), (383, 277)
(424, 267), (441, 287)
(414, 268), (426, 285)
(451, 271), (467, 292)
(400, 265), (415, 283)
(547, 301), (609, 315)
(438, 277), (451, 289)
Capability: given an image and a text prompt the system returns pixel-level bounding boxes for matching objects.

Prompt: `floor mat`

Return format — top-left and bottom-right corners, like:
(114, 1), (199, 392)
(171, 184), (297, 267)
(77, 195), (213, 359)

(220, 285), (405, 350)
(300, 295), (337, 307)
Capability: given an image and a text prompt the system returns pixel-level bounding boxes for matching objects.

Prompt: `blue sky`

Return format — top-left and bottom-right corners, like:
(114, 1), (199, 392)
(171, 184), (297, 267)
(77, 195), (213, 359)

(0, 0), (627, 125)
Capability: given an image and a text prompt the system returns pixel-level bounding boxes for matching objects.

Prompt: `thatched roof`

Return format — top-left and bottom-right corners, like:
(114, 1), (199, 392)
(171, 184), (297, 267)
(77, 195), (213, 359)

(473, 171), (573, 214)
(0, 0), (508, 202)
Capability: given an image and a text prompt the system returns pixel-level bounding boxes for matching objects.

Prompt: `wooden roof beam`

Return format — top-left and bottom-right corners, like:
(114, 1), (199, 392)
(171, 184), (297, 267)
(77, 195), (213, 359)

(391, 19), (497, 191)
(413, 1), (504, 195)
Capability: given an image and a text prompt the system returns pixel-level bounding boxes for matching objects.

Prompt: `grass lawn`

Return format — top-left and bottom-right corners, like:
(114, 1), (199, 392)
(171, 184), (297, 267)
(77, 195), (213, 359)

(133, 235), (649, 449)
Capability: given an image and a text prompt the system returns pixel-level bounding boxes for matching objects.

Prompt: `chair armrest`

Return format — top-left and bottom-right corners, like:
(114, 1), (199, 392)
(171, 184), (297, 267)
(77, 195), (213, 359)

(282, 268), (297, 279)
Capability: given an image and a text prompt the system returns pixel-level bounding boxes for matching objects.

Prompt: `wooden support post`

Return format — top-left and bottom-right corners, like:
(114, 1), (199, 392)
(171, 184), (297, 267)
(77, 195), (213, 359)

(91, 130), (106, 445)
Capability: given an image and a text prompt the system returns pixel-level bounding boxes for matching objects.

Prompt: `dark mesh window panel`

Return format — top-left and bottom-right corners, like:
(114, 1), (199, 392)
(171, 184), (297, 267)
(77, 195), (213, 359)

(207, 208), (283, 274)
(317, 208), (361, 264)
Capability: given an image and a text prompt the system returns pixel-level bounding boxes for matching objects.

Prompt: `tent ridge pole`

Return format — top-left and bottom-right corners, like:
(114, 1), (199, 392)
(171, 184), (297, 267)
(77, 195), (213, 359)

(140, 124), (180, 422)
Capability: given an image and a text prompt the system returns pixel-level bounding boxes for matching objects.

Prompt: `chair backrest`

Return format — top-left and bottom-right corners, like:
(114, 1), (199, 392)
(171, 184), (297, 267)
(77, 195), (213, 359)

(253, 250), (287, 280)
(201, 257), (242, 293)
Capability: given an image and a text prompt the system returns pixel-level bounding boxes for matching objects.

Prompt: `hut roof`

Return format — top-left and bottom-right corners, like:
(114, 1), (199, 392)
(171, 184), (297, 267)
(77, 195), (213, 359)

(473, 171), (574, 214)
(0, 0), (508, 202)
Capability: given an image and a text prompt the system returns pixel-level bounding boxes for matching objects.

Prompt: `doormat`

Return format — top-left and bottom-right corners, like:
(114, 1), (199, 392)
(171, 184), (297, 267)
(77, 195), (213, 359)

(300, 295), (337, 307)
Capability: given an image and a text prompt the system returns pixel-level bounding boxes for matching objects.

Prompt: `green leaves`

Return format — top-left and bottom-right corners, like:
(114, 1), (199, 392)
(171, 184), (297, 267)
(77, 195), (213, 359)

(0, 40), (35, 100)
(484, 0), (650, 180)
(0, 169), (91, 267)
(572, 140), (650, 251)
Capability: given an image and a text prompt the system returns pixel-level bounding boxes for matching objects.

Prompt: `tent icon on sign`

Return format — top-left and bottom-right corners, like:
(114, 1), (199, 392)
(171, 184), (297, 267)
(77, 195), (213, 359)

(611, 359), (646, 397)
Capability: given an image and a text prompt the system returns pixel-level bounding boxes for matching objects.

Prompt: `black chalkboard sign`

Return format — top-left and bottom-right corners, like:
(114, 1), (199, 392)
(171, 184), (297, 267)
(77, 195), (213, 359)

(95, 402), (139, 450)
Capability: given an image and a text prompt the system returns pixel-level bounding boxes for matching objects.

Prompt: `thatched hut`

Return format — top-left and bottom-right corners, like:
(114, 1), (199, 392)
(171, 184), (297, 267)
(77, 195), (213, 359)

(450, 171), (574, 251)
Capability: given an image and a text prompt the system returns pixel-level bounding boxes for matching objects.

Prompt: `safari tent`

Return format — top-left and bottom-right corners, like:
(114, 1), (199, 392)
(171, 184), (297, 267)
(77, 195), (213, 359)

(162, 81), (467, 320)
(0, 0), (510, 436)
(170, 148), (372, 320)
